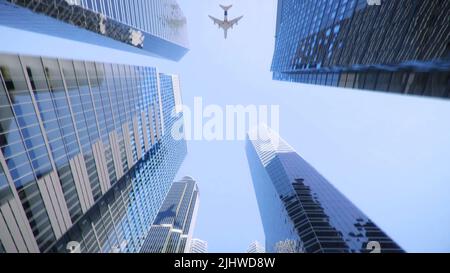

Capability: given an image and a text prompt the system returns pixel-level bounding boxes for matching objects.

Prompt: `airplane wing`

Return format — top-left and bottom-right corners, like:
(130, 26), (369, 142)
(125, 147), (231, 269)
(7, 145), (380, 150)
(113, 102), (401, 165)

(228, 16), (244, 29)
(209, 15), (225, 28)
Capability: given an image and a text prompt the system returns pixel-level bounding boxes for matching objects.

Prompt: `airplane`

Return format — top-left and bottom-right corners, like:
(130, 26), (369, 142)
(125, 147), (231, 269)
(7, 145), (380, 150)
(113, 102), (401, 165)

(209, 4), (243, 39)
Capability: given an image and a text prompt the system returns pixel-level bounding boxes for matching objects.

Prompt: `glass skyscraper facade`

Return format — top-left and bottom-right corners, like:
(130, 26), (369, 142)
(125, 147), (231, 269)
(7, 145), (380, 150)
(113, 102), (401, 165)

(0, 53), (187, 253)
(140, 176), (200, 253)
(272, 0), (450, 99)
(0, 0), (190, 253)
(3, 0), (189, 61)
(246, 126), (404, 253)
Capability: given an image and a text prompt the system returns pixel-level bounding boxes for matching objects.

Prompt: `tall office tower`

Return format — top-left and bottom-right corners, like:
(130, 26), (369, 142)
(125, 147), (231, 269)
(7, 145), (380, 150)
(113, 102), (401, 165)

(190, 238), (208, 253)
(271, 0), (450, 99)
(247, 241), (265, 253)
(245, 126), (404, 253)
(2, 0), (189, 61)
(0, 53), (187, 253)
(0, 0), (189, 253)
(140, 176), (200, 253)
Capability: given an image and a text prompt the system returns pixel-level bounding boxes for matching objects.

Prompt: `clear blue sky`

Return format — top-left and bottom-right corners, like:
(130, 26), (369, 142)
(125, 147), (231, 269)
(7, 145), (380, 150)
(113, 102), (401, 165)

(2, 0), (448, 254)
(171, 0), (450, 253)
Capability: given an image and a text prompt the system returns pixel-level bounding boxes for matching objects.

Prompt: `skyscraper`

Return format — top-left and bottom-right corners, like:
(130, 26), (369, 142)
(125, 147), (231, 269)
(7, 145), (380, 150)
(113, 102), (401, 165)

(245, 126), (404, 253)
(0, 53), (187, 253)
(190, 238), (208, 254)
(271, 0), (450, 99)
(3, 0), (189, 61)
(247, 241), (265, 254)
(0, 0), (189, 253)
(140, 176), (200, 253)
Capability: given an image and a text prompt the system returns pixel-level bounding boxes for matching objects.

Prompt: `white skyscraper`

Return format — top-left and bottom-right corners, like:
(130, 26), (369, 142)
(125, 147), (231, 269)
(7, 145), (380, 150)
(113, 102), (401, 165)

(189, 239), (208, 253)
(247, 241), (265, 253)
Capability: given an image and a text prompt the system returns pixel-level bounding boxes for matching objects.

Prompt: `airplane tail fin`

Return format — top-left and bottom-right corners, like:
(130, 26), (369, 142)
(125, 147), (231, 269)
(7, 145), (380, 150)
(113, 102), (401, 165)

(220, 4), (232, 11)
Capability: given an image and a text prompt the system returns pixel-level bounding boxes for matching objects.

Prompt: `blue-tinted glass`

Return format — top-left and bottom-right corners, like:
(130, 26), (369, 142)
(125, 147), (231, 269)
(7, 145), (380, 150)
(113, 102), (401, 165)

(246, 128), (404, 253)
